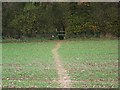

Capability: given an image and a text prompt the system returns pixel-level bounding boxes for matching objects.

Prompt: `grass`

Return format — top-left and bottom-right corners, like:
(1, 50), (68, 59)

(2, 39), (118, 88)
(59, 39), (118, 88)
(2, 41), (59, 88)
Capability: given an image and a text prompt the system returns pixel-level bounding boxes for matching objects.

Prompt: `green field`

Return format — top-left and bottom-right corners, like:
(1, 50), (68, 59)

(59, 39), (118, 88)
(2, 39), (118, 88)
(2, 42), (59, 88)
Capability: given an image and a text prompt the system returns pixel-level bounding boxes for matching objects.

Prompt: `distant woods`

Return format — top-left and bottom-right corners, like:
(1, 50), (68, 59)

(2, 2), (119, 39)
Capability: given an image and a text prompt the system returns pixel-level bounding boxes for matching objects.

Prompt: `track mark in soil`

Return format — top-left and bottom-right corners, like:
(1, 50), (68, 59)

(52, 41), (71, 88)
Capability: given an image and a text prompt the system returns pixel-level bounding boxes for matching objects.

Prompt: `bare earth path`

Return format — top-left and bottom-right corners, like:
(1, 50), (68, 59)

(52, 41), (71, 88)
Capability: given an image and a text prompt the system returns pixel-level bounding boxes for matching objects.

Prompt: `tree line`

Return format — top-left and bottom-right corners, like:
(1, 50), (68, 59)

(2, 2), (119, 39)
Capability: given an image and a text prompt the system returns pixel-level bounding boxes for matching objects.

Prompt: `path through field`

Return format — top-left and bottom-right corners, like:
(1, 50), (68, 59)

(52, 41), (71, 88)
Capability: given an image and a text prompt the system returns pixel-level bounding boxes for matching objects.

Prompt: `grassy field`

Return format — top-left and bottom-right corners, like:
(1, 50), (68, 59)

(59, 39), (118, 88)
(2, 39), (118, 88)
(2, 41), (59, 88)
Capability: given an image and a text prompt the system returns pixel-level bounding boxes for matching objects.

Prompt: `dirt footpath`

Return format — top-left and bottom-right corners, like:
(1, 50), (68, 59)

(52, 41), (71, 88)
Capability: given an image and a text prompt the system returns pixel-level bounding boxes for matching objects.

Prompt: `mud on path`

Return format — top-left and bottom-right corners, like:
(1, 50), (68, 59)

(52, 41), (71, 88)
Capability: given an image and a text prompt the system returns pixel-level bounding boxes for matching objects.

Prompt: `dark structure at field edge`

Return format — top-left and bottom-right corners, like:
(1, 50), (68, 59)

(58, 31), (65, 40)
